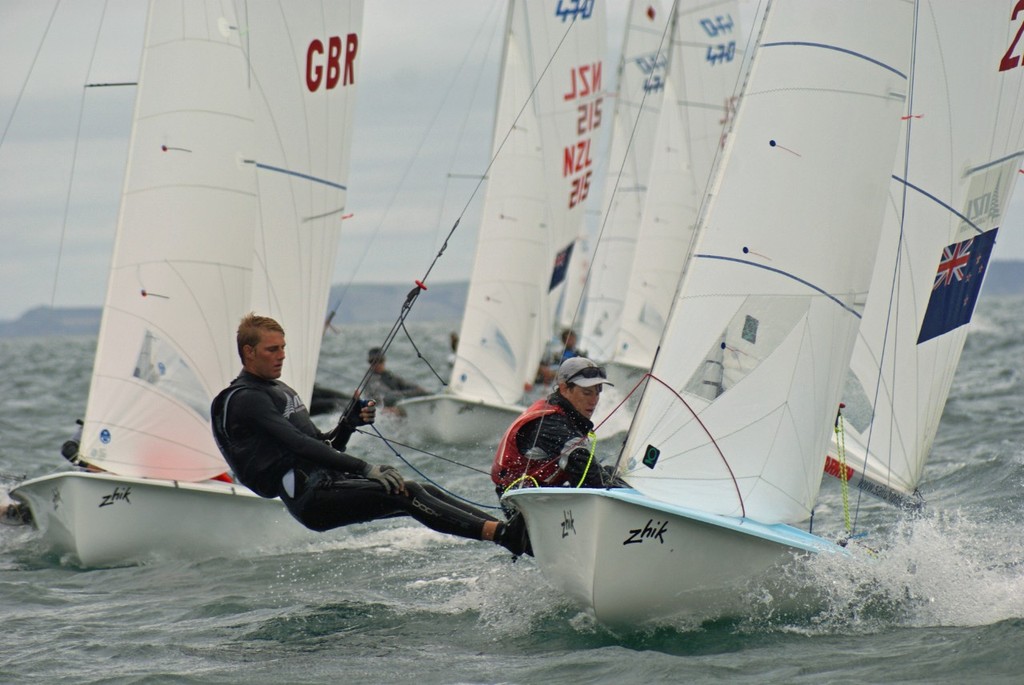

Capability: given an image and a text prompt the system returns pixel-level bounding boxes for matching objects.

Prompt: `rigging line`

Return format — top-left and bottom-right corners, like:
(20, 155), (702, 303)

(591, 372), (648, 434)
(51, 0), (112, 312)
(400, 321), (447, 386)
(851, 0), (923, 531)
(0, 0), (62, 151)
(353, 428), (491, 476)
(343, 284), (423, 408)
(340, 9), (586, 412)
(330, 3), (504, 311)
(642, 372), (745, 519)
(335, 11), (588, 457)
(418, 8), (583, 289)
(360, 424), (500, 510)
(355, 11), (507, 388)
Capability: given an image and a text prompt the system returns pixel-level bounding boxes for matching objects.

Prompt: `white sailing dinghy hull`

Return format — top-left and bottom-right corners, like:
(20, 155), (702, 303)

(7, 2), (365, 565)
(506, 488), (844, 625)
(399, 394), (524, 446)
(10, 472), (313, 567)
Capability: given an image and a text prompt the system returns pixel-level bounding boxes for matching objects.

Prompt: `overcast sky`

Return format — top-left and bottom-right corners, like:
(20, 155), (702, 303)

(2, 1), (1023, 322)
(0, 1), (525, 321)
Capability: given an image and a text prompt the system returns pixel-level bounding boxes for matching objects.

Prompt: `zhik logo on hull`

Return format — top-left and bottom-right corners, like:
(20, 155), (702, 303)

(99, 487), (132, 508)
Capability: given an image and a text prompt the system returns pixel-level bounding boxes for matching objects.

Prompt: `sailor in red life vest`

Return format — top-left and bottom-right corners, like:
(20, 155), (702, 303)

(492, 357), (622, 504)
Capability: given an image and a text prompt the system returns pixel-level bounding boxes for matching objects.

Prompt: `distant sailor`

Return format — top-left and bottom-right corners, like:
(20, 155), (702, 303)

(211, 313), (528, 556)
(535, 328), (583, 386)
(363, 347), (429, 407)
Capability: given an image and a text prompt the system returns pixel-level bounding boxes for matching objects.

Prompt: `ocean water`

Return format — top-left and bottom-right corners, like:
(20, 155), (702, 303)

(2, 300), (1024, 684)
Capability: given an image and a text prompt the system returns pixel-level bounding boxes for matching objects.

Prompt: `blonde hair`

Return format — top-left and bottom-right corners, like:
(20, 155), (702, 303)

(236, 313), (284, 362)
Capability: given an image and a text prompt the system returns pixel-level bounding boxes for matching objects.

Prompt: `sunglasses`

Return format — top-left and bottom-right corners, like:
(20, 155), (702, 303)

(566, 365), (607, 384)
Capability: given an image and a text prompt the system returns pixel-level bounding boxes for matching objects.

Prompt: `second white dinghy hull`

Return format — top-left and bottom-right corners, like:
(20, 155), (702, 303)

(10, 471), (319, 567)
(505, 487), (847, 625)
(398, 394), (524, 446)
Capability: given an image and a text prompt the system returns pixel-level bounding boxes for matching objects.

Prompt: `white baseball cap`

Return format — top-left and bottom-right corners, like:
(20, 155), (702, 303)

(556, 357), (613, 388)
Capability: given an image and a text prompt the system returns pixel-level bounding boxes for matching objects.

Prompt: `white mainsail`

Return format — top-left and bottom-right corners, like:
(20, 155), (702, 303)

(9, 0), (366, 567)
(617, 0), (913, 524)
(80, 1), (363, 481)
(82, 2), (258, 481)
(246, 3), (363, 403)
(610, 0), (744, 379)
(831, 1), (1024, 503)
(578, 0), (671, 364)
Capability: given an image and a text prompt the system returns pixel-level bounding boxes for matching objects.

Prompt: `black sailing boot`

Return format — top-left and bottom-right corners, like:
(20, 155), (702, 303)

(495, 511), (533, 557)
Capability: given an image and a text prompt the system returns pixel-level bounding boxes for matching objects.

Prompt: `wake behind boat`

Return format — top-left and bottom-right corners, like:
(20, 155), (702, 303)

(10, 1), (365, 566)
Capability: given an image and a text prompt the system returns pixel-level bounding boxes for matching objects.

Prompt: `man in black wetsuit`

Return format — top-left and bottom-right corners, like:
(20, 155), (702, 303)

(211, 313), (528, 555)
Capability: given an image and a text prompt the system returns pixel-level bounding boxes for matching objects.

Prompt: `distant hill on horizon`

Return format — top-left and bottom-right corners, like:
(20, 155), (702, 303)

(3, 260), (1024, 338)
(0, 281), (469, 338)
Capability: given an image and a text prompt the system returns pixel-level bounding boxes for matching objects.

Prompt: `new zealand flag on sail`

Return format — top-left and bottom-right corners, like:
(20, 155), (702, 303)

(549, 242), (574, 291)
(917, 227), (998, 344)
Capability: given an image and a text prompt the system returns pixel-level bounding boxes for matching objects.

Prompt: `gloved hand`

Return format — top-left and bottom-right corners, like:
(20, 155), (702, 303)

(340, 397), (376, 429)
(363, 463), (405, 494)
(562, 448), (610, 487)
(599, 464), (626, 487)
(561, 448), (594, 479)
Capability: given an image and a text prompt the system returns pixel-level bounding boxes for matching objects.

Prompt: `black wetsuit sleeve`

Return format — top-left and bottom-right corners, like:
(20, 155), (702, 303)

(325, 421), (356, 452)
(515, 414), (575, 459)
(232, 389), (368, 474)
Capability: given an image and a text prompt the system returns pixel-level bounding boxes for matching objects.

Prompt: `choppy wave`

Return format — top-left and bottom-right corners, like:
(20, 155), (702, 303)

(2, 306), (1024, 682)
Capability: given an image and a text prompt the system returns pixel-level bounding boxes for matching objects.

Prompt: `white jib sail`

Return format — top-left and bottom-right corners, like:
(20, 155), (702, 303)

(245, 1), (364, 404)
(835, 1), (1024, 500)
(449, 0), (606, 405)
(618, 0), (914, 524)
